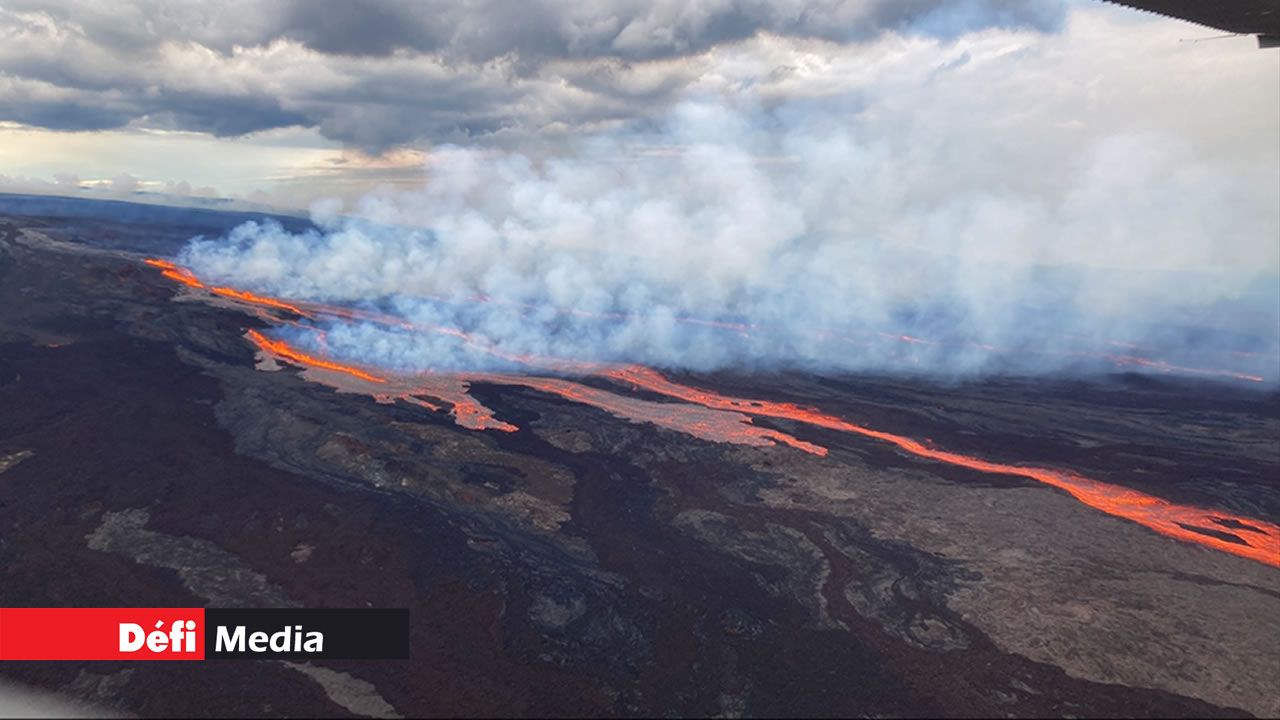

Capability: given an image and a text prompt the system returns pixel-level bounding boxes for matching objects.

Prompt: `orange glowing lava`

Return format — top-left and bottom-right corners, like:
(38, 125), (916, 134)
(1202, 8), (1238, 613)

(146, 257), (1267, 384)
(474, 374), (825, 454)
(146, 258), (310, 316)
(402, 378), (519, 432)
(246, 329), (387, 384)
(145, 258), (206, 289)
(250, 326), (518, 431)
(147, 257), (1280, 567)
(602, 366), (1280, 567)
(212, 287), (310, 317)
(1102, 354), (1264, 384)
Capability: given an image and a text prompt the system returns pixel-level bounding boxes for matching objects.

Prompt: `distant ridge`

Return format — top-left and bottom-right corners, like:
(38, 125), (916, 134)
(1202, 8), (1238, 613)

(0, 192), (310, 236)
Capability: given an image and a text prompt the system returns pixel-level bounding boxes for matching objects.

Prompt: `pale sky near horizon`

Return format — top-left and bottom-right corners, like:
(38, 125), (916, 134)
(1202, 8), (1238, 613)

(0, 1), (1276, 218)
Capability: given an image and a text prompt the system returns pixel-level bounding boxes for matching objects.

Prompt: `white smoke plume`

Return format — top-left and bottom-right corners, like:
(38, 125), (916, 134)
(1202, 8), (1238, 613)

(179, 11), (1280, 383)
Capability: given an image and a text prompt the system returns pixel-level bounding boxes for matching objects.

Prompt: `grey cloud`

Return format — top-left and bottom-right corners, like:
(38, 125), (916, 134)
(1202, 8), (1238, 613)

(279, 0), (1065, 63)
(275, 0), (446, 57)
(0, 97), (134, 131)
(0, 0), (1065, 149)
(7, 0), (1065, 60)
(146, 92), (312, 136)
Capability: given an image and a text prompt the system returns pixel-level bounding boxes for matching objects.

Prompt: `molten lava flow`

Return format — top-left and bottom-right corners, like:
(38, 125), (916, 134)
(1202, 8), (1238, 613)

(1102, 354), (1265, 383)
(443, 395), (519, 432)
(474, 375), (825, 454)
(246, 329), (387, 384)
(242, 326), (815, 448)
(145, 258), (206, 289)
(147, 256), (1280, 567)
(146, 256), (1267, 384)
(146, 258), (310, 317)
(211, 287), (311, 317)
(251, 328), (518, 431)
(603, 366), (1280, 568)
(402, 378), (519, 432)
(245, 293), (594, 374)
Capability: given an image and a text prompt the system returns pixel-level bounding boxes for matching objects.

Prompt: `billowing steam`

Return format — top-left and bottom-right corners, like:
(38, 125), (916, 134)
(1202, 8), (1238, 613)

(179, 19), (1280, 383)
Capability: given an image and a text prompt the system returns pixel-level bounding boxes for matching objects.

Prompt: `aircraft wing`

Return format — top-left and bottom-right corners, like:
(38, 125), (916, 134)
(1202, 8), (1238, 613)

(1105, 0), (1280, 46)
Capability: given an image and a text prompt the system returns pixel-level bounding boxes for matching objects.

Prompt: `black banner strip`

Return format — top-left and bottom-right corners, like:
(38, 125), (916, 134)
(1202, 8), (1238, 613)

(205, 608), (409, 659)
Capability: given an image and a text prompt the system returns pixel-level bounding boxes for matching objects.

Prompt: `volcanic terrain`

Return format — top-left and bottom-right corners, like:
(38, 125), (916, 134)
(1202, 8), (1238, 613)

(0, 195), (1277, 717)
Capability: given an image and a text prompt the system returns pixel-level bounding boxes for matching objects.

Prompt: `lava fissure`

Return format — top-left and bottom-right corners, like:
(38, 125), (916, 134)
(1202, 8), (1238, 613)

(149, 258), (1280, 568)
(143, 258), (1267, 385)
(604, 365), (1280, 567)
(246, 329), (388, 384)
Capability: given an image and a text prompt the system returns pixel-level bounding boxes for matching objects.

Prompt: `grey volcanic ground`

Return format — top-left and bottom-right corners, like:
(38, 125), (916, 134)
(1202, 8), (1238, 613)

(0, 195), (1278, 718)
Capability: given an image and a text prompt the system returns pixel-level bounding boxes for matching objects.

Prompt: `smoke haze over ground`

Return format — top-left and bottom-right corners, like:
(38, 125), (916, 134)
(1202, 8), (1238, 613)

(178, 8), (1280, 383)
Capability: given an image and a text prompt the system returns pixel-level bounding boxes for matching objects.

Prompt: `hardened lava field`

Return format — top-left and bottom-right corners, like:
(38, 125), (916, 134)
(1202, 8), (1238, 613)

(1, 198), (1278, 718)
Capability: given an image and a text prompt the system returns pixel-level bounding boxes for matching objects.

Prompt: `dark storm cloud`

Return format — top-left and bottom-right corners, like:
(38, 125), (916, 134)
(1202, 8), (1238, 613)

(272, 0), (1065, 62)
(0, 0), (1065, 149)
(274, 0), (446, 56)
(0, 97), (134, 131)
(149, 93), (313, 137)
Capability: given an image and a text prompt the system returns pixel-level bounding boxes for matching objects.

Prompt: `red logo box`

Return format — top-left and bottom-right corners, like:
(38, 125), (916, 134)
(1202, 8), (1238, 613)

(0, 608), (206, 660)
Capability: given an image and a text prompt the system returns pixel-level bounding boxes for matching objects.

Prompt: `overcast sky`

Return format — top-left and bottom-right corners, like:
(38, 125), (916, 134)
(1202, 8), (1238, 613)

(0, 0), (1276, 212)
